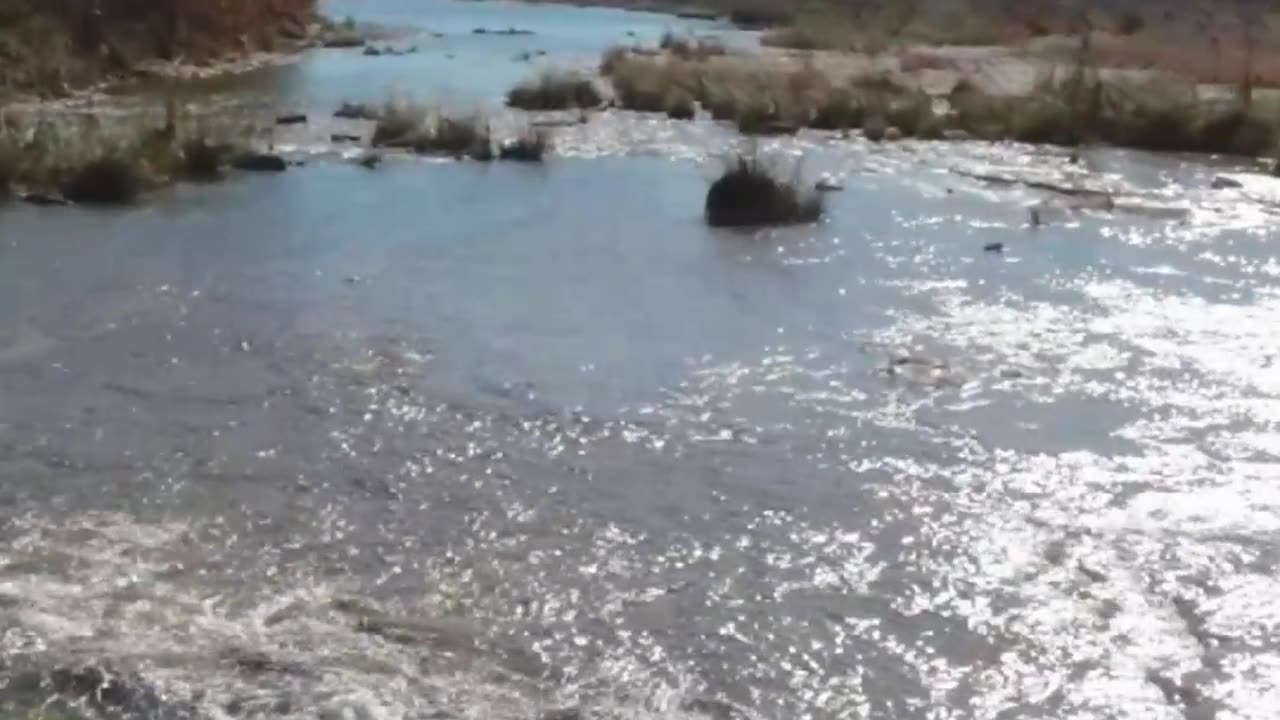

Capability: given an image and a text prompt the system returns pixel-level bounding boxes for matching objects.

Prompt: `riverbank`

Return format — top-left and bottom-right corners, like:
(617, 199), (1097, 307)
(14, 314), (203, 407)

(588, 29), (1280, 161)
(0, 0), (327, 101)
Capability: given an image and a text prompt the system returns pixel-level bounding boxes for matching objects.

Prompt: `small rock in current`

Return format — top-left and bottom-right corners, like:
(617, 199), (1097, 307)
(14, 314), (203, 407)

(884, 126), (904, 141)
(815, 173), (844, 192)
(983, 241), (1004, 253)
(276, 113), (308, 125)
(942, 129), (972, 141)
(331, 133), (363, 143)
(1211, 175), (1243, 189)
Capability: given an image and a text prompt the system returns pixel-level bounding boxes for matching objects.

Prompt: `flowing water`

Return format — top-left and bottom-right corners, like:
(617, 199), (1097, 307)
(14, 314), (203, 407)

(2, 2), (1280, 719)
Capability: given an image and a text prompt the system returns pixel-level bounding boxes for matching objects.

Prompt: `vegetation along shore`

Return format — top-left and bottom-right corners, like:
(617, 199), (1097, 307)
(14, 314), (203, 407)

(6, 0), (1280, 220)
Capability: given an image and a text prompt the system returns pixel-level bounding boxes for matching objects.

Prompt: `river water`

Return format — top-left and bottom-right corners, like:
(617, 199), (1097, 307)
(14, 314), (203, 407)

(2, 2), (1280, 719)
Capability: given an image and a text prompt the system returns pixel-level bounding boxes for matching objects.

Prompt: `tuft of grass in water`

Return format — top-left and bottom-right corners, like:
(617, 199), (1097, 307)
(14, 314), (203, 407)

(884, 90), (935, 137)
(809, 89), (864, 130)
(371, 99), (426, 147)
(705, 152), (822, 228)
(498, 127), (549, 162)
(606, 49), (826, 129)
(506, 71), (603, 110)
(735, 102), (797, 135)
(414, 114), (491, 159)
(370, 102), (494, 159)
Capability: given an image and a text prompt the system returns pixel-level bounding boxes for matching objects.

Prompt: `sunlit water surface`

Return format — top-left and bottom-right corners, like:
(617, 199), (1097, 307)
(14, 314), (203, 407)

(1, 2), (1279, 719)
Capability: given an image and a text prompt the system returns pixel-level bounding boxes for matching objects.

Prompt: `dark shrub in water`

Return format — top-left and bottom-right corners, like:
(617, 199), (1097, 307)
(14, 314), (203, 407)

(61, 154), (143, 205)
(180, 138), (227, 180)
(705, 154), (822, 227)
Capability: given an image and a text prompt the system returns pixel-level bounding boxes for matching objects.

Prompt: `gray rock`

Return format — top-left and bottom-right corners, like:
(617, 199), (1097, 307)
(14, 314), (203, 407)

(942, 129), (973, 141)
(884, 126), (904, 141)
(1211, 175), (1243, 189)
(276, 113), (308, 125)
(231, 153), (288, 172)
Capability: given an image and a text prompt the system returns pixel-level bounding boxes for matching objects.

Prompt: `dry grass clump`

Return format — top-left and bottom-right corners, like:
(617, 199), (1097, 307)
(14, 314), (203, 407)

(370, 100), (494, 159)
(1031, 31), (1280, 89)
(371, 98), (427, 147)
(0, 102), (262, 204)
(605, 50), (832, 131)
(0, 0), (318, 96)
(506, 71), (604, 110)
(945, 69), (1280, 155)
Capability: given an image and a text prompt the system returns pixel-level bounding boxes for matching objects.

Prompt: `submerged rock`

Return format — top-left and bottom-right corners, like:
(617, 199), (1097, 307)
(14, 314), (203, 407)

(1211, 175), (1244, 189)
(276, 113), (308, 125)
(21, 192), (70, 206)
(884, 126), (904, 141)
(331, 133), (363, 143)
(362, 45), (382, 56)
(983, 241), (1004, 253)
(231, 153), (288, 172)
(334, 102), (379, 120)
